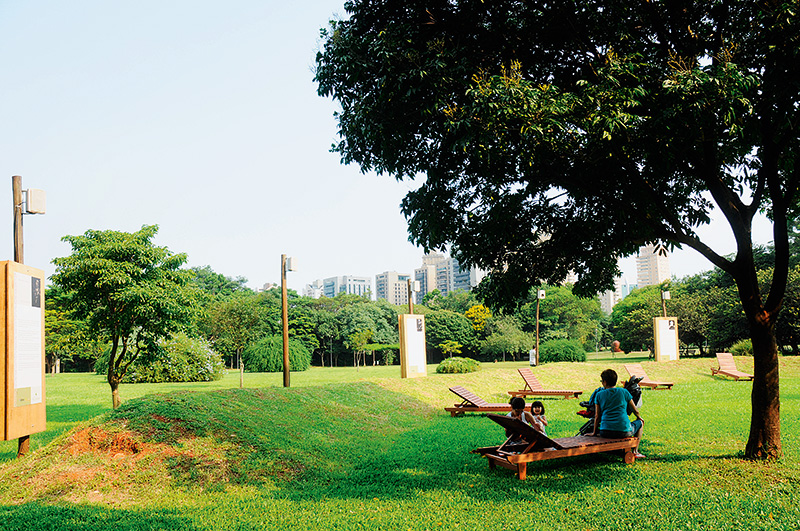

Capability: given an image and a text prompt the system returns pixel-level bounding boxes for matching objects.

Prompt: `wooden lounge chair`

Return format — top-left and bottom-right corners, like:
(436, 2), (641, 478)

(507, 368), (582, 399)
(711, 353), (754, 381)
(445, 386), (513, 416)
(472, 414), (639, 480)
(624, 363), (673, 390)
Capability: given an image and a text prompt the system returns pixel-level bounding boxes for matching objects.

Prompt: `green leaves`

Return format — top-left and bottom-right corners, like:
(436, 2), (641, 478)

(316, 0), (798, 309)
(52, 225), (197, 402)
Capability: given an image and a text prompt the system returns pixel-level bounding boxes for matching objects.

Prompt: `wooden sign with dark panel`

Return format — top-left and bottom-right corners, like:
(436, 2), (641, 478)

(2, 261), (46, 440)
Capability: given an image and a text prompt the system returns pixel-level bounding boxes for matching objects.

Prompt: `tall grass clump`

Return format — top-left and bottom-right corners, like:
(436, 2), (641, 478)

(729, 338), (753, 356)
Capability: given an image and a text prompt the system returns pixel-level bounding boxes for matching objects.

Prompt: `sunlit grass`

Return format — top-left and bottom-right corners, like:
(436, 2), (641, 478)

(0, 357), (798, 530)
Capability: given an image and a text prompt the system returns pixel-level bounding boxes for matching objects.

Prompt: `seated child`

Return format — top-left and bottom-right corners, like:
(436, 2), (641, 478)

(530, 400), (548, 435)
(505, 397), (536, 439)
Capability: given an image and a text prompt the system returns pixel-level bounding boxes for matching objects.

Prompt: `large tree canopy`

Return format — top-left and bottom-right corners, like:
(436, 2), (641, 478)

(317, 1), (800, 458)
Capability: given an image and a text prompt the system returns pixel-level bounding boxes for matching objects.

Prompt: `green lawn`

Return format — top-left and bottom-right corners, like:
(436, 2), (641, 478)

(1, 356), (799, 530)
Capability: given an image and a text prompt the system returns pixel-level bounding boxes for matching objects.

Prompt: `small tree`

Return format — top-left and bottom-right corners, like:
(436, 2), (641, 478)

(207, 292), (263, 386)
(345, 329), (373, 369)
(438, 340), (462, 358)
(464, 304), (492, 335)
(51, 225), (196, 408)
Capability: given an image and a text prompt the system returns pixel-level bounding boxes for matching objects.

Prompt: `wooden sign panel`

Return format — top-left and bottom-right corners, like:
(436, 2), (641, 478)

(2, 261), (47, 440)
(653, 317), (680, 362)
(399, 314), (427, 378)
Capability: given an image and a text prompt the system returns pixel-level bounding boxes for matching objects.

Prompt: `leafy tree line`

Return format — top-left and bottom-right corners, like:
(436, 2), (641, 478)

(613, 237), (800, 356)
(46, 226), (797, 411)
(45, 227), (607, 391)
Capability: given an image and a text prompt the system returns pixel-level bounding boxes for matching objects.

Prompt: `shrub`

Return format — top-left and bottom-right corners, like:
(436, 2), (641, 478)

(539, 339), (586, 363)
(728, 339), (753, 357)
(435, 356), (481, 374)
(243, 335), (311, 372)
(96, 333), (225, 383)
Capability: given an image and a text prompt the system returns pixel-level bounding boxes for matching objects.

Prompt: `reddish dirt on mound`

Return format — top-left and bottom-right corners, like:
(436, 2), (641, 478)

(65, 426), (171, 458)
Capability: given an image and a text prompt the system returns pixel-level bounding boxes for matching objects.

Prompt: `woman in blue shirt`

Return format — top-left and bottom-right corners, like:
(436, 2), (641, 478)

(590, 368), (645, 459)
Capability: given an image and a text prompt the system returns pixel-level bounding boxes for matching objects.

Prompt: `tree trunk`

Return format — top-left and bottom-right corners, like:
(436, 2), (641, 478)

(238, 348), (244, 389)
(111, 380), (121, 409)
(108, 342), (121, 409)
(746, 318), (781, 459)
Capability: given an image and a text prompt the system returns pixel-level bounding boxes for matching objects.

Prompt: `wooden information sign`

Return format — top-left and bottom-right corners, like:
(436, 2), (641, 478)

(653, 316), (680, 362)
(399, 314), (427, 378)
(1, 261), (46, 440)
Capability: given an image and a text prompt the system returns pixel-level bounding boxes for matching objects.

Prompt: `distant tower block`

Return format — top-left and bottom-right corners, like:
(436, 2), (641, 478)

(636, 243), (671, 287)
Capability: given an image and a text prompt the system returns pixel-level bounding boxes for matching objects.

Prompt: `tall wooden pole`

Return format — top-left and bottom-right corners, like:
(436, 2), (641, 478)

(13, 176), (23, 263)
(12, 176), (29, 457)
(407, 278), (414, 314)
(281, 254), (290, 387)
(238, 348), (244, 389)
(535, 298), (540, 366)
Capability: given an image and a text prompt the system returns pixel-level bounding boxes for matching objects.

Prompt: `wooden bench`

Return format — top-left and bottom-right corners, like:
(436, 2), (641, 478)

(624, 363), (673, 390)
(711, 353), (754, 381)
(444, 386), (514, 416)
(507, 368), (582, 399)
(472, 414), (639, 480)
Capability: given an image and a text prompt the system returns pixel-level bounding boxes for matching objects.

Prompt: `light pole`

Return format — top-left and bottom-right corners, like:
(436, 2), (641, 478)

(281, 255), (297, 387)
(661, 290), (670, 317)
(407, 278), (419, 314)
(11, 176), (46, 458)
(535, 289), (545, 366)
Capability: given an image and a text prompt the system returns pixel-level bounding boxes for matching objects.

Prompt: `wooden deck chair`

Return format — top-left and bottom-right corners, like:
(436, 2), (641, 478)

(711, 353), (754, 381)
(472, 414), (639, 480)
(444, 386), (513, 416)
(624, 363), (674, 390)
(508, 368), (582, 399)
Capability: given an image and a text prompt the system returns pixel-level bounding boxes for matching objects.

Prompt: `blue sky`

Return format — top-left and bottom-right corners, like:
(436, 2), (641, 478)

(0, 1), (774, 293)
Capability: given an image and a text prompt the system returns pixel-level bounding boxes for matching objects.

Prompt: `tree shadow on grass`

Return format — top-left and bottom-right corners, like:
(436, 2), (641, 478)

(0, 503), (199, 531)
(280, 413), (656, 502)
(45, 404), (108, 425)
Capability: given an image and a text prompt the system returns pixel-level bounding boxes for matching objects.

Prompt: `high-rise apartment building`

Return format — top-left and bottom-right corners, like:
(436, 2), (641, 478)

(443, 257), (486, 295)
(414, 252), (486, 302)
(636, 243), (671, 287)
(321, 276), (372, 298)
(414, 252), (447, 303)
(599, 276), (637, 314)
(303, 279), (324, 299)
(375, 271), (411, 305)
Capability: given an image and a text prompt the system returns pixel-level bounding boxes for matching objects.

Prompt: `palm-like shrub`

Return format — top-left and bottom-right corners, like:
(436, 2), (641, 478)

(243, 335), (311, 372)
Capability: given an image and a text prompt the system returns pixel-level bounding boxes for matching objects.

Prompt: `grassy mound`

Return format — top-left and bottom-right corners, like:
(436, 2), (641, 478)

(0, 382), (436, 507)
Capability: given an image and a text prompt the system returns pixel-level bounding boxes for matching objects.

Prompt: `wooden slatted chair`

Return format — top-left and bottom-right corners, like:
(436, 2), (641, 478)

(508, 368), (582, 399)
(444, 386), (513, 417)
(711, 353), (754, 381)
(624, 363), (674, 390)
(472, 414), (639, 480)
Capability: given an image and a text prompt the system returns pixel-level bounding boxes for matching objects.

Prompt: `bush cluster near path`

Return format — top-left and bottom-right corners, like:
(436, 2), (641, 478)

(0, 358), (798, 530)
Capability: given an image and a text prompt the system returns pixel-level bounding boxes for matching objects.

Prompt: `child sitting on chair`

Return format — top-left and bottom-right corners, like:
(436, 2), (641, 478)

(505, 397), (536, 439)
(530, 400), (548, 435)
